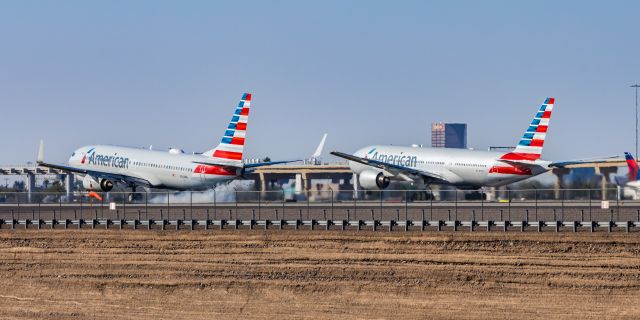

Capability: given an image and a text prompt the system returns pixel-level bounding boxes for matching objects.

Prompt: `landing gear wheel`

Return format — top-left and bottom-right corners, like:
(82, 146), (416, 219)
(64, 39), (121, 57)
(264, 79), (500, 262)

(128, 186), (142, 202)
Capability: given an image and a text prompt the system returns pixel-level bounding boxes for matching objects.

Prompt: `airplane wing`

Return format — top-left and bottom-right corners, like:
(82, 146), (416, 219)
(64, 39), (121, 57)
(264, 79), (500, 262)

(38, 161), (153, 187)
(549, 156), (623, 168)
(330, 151), (449, 184)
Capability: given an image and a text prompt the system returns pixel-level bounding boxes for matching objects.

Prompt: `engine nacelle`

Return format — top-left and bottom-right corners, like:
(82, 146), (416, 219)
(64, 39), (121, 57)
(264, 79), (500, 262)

(82, 175), (114, 192)
(358, 170), (390, 190)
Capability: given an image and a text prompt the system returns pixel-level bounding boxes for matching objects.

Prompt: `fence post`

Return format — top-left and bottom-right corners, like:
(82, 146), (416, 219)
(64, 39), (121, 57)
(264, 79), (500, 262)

(589, 189), (593, 221)
(380, 190), (383, 221)
(508, 189), (511, 220)
(213, 189), (217, 219)
(16, 193), (21, 221)
(282, 190), (286, 219)
(616, 187), (620, 220)
(405, 190), (408, 220)
(353, 189), (357, 218)
(307, 189), (310, 220)
(481, 189), (484, 220)
(430, 189), (433, 221)
(534, 188), (538, 220)
(455, 190), (458, 217)
(80, 194), (83, 220)
(331, 189), (334, 219)
(190, 191), (193, 220)
(145, 192), (148, 220)
(561, 189), (564, 221)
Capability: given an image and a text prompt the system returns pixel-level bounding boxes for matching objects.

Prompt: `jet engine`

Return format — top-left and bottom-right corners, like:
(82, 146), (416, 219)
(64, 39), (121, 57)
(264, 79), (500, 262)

(82, 175), (114, 192)
(358, 170), (390, 190)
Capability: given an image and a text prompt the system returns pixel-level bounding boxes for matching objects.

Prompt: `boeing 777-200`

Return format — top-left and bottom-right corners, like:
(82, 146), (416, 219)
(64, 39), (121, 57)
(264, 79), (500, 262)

(332, 98), (566, 190)
(37, 93), (294, 198)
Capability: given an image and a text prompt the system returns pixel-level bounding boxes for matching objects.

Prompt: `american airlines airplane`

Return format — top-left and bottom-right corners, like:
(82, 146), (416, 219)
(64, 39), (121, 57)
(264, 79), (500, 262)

(332, 98), (560, 190)
(37, 93), (293, 198)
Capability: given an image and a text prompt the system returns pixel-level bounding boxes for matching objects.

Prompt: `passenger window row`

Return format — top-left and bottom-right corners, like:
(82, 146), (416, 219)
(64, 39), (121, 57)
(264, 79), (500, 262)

(131, 161), (191, 172)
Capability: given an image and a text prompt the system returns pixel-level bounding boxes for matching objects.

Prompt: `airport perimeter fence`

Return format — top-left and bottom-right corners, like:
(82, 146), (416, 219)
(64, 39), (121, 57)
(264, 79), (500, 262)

(0, 188), (638, 225)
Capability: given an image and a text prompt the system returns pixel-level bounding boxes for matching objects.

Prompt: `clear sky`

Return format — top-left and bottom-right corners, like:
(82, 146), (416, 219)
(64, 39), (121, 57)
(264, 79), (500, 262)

(1, 1), (639, 164)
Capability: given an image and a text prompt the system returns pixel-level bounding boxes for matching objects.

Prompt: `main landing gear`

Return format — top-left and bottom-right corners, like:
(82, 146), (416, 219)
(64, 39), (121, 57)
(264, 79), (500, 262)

(128, 186), (144, 202)
(464, 191), (487, 200)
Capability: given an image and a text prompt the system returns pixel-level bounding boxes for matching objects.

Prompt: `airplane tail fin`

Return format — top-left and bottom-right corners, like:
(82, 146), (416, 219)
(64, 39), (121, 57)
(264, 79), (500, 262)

(501, 98), (555, 161)
(203, 93), (252, 164)
(625, 152), (640, 182)
(37, 139), (45, 164)
(312, 133), (328, 159)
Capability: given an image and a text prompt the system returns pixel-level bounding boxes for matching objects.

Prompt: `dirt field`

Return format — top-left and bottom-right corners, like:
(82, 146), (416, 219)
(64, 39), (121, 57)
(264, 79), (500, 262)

(0, 231), (638, 319)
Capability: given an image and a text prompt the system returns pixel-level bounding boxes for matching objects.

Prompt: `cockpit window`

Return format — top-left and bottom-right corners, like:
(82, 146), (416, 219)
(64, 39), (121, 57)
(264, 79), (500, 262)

(71, 152), (76, 157)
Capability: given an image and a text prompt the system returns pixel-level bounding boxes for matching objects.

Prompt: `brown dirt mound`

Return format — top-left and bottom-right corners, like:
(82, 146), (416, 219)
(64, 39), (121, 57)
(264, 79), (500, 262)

(0, 230), (638, 319)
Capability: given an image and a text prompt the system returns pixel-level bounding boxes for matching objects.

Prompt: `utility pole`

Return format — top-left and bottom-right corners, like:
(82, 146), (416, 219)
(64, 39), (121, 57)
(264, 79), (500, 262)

(633, 84), (640, 160)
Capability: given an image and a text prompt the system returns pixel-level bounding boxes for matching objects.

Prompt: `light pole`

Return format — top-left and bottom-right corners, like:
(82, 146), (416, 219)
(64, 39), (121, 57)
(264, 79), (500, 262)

(633, 84), (640, 160)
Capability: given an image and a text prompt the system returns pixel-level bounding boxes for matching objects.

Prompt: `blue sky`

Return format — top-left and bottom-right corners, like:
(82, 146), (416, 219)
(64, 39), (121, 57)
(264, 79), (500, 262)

(1, 1), (639, 164)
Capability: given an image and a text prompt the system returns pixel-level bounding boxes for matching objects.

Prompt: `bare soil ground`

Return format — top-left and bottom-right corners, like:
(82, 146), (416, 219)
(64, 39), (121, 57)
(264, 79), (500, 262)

(0, 230), (639, 319)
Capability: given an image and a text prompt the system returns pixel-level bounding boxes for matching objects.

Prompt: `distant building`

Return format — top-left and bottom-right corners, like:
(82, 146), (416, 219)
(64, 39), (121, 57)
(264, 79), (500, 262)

(431, 122), (467, 148)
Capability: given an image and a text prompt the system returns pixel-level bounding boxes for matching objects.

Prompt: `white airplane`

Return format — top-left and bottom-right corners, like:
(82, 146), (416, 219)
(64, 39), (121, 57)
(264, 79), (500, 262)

(332, 98), (562, 190)
(37, 93), (294, 196)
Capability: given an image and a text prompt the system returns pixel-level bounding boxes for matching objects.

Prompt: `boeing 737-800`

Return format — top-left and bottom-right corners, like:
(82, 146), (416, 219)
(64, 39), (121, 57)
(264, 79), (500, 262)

(332, 98), (561, 190)
(37, 93), (293, 196)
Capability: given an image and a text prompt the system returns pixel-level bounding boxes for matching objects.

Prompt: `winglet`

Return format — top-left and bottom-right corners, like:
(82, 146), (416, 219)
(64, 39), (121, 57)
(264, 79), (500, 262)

(37, 139), (44, 164)
(312, 133), (328, 158)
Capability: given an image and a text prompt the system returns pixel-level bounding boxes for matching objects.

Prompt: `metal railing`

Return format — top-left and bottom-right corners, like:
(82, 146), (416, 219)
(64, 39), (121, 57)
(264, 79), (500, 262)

(0, 188), (635, 221)
(0, 188), (638, 232)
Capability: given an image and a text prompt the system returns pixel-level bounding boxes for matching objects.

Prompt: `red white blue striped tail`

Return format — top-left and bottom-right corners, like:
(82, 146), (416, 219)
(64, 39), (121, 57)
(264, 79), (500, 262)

(501, 98), (554, 161)
(204, 93), (251, 164)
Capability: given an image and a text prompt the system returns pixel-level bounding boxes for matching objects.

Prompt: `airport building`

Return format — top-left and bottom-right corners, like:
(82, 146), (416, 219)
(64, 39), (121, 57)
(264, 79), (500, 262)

(431, 122), (467, 148)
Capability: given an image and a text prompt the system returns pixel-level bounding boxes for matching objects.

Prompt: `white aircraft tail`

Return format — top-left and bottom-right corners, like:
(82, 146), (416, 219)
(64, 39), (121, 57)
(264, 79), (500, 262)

(312, 133), (327, 159)
(37, 139), (44, 163)
(203, 93), (252, 165)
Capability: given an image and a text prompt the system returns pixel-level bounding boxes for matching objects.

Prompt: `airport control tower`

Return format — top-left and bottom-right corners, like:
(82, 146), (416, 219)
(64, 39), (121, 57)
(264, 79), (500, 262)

(431, 122), (467, 148)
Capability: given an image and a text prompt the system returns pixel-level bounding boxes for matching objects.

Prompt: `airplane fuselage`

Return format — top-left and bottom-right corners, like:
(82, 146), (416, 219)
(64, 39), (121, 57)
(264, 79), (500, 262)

(69, 145), (240, 190)
(350, 145), (551, 189)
